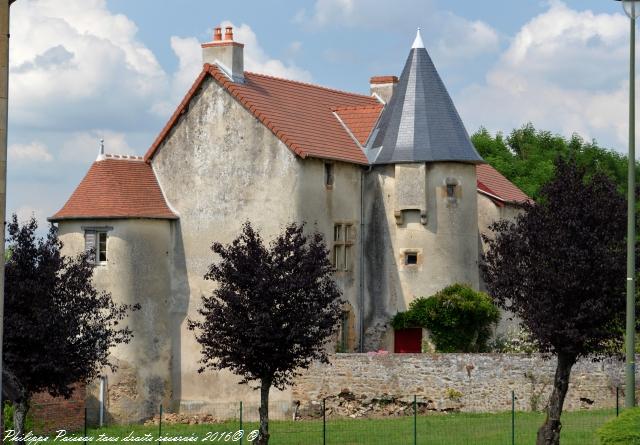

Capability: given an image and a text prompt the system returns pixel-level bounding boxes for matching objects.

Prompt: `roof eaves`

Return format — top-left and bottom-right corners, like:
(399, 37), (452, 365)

(48, 214), (179, 223)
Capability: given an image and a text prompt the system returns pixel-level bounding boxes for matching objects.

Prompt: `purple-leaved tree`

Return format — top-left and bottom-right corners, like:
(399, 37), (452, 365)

(482, 158), (630, 445)
(3, 215), (139, 442)
(188, 222), (343, 445)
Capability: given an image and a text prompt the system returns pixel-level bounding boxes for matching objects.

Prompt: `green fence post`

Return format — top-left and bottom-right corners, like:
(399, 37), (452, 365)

(616, 387), (620, 416)
(511, 391), (515, 445)
(240, 402), (243, 445)
(158, 405), (163, 445)
(323, 398), (326, 445)
(84, 407), (87, 445)
(413, 395), (417, 445)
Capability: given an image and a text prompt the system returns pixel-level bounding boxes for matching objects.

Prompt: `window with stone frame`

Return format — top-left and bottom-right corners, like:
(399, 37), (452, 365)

(332, 223), (354, 271)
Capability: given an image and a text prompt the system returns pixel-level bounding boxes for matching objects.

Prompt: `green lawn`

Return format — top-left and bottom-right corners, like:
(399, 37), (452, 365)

(83, 409), (615, 445)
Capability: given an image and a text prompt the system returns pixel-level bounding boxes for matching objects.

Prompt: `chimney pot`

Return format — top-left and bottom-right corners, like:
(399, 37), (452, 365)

(214, 27), (222, 41)
(202, 24), (244, 82)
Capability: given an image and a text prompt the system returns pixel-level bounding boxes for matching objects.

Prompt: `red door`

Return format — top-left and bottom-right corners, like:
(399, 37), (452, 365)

(394, 328), (422, 353)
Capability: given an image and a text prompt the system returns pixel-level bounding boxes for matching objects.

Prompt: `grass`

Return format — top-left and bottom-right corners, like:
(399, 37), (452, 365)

(76, 409), (617, 445)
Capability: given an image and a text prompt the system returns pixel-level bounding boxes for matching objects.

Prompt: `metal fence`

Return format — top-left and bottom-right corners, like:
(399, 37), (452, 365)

(10, 390), (624, 445)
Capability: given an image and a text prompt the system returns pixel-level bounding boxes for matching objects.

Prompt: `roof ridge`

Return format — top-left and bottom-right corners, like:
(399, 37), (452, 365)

(332, 104), (383, 112)
(103, 154), (144, 161)
(244, 70), (378, 102)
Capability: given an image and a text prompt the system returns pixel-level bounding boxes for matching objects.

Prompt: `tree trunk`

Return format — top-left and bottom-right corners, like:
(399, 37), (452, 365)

(536, 352), (576, 445)
(13, 398), (29, 445)
(254, 379), (271, 445)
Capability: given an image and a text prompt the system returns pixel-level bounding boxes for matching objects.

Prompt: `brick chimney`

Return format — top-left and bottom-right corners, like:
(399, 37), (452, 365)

(202, 25), (244, 82)
(370, 76), (398, 104)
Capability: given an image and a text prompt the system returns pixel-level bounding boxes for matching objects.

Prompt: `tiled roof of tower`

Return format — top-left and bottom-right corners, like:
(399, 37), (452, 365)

(145, 64), (381, 164)
(49, 157), (177, 221)
(476, 164), (530, 204)
(333, 105), (384, 146)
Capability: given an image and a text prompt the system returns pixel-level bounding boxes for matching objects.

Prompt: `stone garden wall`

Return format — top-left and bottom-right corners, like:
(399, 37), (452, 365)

(293, 353), (640, 416)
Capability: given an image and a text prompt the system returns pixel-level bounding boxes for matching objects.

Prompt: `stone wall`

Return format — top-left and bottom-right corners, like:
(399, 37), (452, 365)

(293, 353), (640, 414)
(31, 384), (86, 433)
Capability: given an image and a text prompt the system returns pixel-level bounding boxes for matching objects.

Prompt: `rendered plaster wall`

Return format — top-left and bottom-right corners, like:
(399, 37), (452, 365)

(362, 162), (480, 351)
(294, 353), (640, 413)
(57, 218), (173, 422)
(476, 193), (524, 334)
(151, 76), (363, 415)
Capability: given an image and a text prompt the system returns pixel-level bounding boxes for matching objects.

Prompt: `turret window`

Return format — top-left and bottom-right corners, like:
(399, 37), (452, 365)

(84, 226), (112, 265)
(405, 252), (418, 265)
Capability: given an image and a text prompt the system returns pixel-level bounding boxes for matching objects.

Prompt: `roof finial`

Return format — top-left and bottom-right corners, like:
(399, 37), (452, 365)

(412, 27), (424, 49)
(97, 138), (105, 161)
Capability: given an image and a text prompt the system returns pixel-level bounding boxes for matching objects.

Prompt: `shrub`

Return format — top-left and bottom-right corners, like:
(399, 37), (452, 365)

(445, 388), (463, 401)
(597, 407), (640, 444)
(391, 284), (500, 352)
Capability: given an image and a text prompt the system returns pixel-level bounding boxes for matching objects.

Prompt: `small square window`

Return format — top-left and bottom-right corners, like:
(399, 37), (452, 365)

(447, 184), (456, 198)
(405, 253), (418, 265)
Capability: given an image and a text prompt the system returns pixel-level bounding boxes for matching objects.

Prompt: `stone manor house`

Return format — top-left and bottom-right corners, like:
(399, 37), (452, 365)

(50, 27), (528, 420)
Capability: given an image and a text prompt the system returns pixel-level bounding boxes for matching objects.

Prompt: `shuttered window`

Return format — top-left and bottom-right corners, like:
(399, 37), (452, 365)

(85, 229), (108, 265)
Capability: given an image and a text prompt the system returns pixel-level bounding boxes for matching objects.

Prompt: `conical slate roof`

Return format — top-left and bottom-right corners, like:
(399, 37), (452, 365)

(367, 30), (483, 165)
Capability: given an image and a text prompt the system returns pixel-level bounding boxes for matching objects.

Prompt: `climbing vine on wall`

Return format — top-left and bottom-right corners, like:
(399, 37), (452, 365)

(391, 284), (500, 352)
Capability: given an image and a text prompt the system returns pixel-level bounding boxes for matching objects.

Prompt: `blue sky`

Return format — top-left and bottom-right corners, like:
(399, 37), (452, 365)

(7, 0), (637, 227)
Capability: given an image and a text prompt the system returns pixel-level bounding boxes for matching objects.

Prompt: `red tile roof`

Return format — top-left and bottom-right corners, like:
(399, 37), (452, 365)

(145, 64), (380, 164)
(476, 163), (530, 204)
(50, 157), (177, 221)
(333, 105), (384, 146)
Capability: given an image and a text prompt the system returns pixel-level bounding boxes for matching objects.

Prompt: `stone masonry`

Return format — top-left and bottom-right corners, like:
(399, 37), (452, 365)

(293, 353), (640, 415)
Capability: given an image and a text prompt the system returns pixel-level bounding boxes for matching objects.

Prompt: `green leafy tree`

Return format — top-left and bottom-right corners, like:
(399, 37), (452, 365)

(391, 284), (499, 352)
(472, 124), (634, 200)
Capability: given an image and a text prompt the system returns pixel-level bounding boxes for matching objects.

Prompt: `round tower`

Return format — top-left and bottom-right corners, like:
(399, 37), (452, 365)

(363, 29), (484, 351)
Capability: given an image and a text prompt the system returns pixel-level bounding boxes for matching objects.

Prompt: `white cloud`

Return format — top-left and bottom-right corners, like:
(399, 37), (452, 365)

(457, 1), (632, 151)
(297, 0), (500, 64)
(435, 15), (500, 62)
(152, 22), (313, 116)
(10, 0), (167, 130)
(60, 130), (137, 164)
(221, 21), (312, 82)
(9, 142), (53, 162)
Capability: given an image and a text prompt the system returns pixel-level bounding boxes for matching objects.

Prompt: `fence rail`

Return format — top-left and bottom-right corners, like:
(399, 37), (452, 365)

(6, 390), (624, 445)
